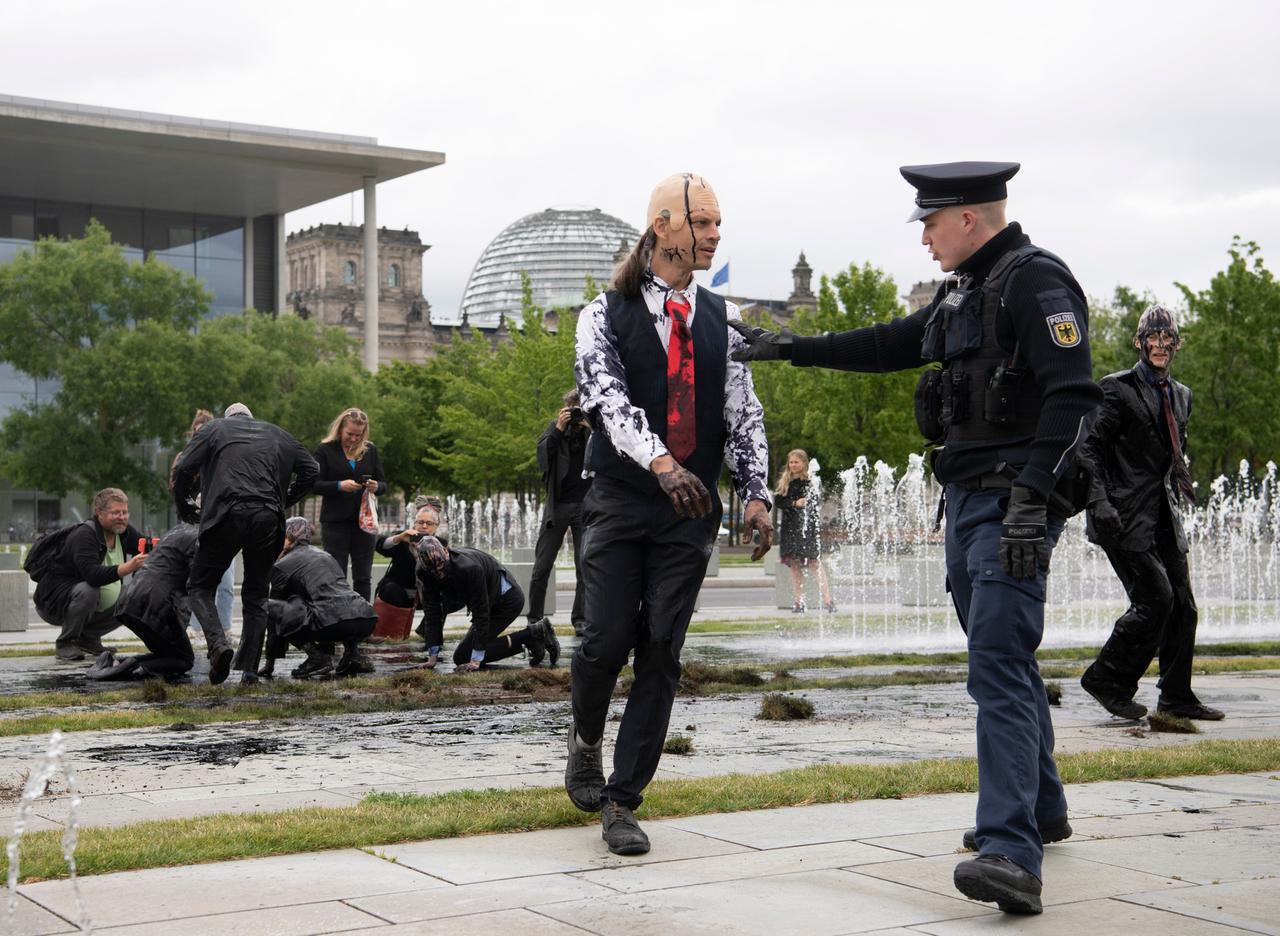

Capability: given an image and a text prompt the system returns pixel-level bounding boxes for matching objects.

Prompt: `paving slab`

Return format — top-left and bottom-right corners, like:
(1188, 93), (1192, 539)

(379, 824), (751, 884)
(349, 872), (614, 923)
(850, 850), (1192, 907)
(911, 896), (1254, 934)
(1, 894), (75, 935)
(326, 907), (599, 935)
(571, 840), (902, 894)
(18, 850), (440, 928)
(1052, 824), (1280, 884)
(95, 900), (387, 935)
(536, 868), (990, 935)
(1117, 877), (1280, 935)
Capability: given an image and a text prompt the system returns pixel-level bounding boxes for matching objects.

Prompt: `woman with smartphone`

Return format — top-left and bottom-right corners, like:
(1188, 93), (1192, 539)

(312, 407), (386, 601)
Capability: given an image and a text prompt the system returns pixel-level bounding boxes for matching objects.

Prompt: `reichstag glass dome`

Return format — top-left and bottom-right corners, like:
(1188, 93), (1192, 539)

(460, 207), (639, 326)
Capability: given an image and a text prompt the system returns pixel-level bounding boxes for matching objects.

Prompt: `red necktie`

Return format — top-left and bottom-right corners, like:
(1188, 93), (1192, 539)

(665, 295), (696, 462)
(1157, 379), (1196, 504)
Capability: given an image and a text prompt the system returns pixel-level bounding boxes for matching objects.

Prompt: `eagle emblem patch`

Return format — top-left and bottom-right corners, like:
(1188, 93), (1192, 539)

(1046, 311), (1080, 348)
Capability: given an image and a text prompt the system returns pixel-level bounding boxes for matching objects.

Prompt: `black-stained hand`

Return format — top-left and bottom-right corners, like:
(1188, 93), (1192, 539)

(1089, 499), (1123, 535)
(728, 319), (793, 362)
(654, 461), (713, 519)
(743, 499), (774, 560)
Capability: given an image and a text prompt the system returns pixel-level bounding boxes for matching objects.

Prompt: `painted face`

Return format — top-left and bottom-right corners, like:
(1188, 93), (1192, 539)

(649, 173), (721, 271)
(787, 453), (806, 474)
(1137, 330), (1180, 372)
(97, 499), (130, 535)
(919, 207), (971, 273)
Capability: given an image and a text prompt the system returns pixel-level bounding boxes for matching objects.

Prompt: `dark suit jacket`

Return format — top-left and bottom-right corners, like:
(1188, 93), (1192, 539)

(172, 414), (318, 530)
(311, 439), (387, 524)
(416, 546), (513, 647)
(536, 420), (590, 521)
(1081, 363), (1192, 552)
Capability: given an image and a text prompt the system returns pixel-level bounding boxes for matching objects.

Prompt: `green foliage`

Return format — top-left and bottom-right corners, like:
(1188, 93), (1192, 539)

(749, 261), (920, 481)
(1176, 238), (1280, 484)
(425, 273), (577, 497)
(1087, 285), (1150, 379)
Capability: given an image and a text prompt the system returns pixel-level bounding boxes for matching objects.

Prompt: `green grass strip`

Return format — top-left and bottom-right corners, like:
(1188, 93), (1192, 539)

(3, 737), (1277, 883)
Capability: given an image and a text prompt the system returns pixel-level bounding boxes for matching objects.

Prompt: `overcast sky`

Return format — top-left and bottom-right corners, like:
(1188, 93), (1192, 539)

(5, 0), (1278, 321)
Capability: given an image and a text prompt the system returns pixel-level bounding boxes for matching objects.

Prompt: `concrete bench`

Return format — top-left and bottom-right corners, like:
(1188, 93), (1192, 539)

(1, 569), (29, 632)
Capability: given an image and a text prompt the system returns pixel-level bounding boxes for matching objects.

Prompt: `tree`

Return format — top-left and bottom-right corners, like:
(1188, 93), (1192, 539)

(1087, 285), (1152, 380)
(1175, 238), (1280, 484)
(749, 261), (920, 482)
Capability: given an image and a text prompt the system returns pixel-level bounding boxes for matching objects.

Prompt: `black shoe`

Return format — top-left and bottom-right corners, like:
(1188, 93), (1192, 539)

(74, 638), (110, 655)
(526, 617), (548, 667)
(257, 658), (276, 679)
(1081, 671), (1147, 719)
(601, 801), (650, 856)
(953, 855), (1042, 914)
(234, 670), (260, 687)
(335, 650), (375, 677)
(1158, 701), (1225, 720)
(962, 814), (1072, 852)
(541, 618), (560, 667)
(291, 644), (334, 678)
(565, 725), (604, 812)
(208, 646), (234, 686)
(55, 645), (85, 662)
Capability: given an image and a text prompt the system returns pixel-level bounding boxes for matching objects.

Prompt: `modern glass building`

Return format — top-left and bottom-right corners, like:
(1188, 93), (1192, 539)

(460, 207), (639, 326)
(0, 94), (444, 535)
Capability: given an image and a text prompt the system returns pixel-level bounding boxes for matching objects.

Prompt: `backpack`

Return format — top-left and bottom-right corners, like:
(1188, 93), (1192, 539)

(22, 521), (90, 583)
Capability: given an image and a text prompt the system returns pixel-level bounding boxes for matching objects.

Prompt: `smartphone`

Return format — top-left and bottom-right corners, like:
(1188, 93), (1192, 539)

(359, 474), (372, 484)
(408, 532), (424, 542)
(137, 537), (160, 554)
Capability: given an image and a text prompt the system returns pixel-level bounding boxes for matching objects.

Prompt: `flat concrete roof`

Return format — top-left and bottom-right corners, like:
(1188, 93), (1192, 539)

(0, 94), (445, 217)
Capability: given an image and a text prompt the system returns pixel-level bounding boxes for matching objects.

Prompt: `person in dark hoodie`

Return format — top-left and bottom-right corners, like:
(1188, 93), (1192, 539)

(90, 521), (201, 681)
(35, 487), (147, 661)
(1078, 305), (1223, 722)
(258, 516), (377, 679)
(172, 402), (318, 685)
(415, 535), (558, 671)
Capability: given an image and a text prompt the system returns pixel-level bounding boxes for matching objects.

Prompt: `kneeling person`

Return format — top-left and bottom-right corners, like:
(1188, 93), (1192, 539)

(415, 535), (558, 672)
(100, 522), (201, 680)
(261, 517), (377, 678)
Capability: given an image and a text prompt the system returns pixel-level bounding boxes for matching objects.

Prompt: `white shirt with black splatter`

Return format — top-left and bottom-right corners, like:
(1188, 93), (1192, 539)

(574, 271), (771, 507)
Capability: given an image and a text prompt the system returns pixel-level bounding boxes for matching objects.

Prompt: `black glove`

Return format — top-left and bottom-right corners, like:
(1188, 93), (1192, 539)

(1000, 486), (1050, 580)
(728, 319), (793, 362)
(655, 464), (713, 519)
(176, 497), (201, 525)
(1089, 499), (1123, 536)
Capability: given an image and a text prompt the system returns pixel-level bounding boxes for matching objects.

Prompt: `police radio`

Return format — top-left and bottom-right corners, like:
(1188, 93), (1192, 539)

(984, 342), (1024, 426)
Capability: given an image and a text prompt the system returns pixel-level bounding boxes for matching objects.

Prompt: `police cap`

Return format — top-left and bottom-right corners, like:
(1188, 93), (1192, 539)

(899, 161), (1020, 222)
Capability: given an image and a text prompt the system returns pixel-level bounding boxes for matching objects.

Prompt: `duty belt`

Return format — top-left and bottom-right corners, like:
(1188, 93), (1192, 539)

(958, 473), (1014, 490)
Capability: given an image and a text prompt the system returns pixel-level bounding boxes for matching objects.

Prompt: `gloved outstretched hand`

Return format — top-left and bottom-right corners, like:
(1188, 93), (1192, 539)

(1089, 498), (1123, 536)
(1000, 486), (1050, 580)
(742, 498), (774, 561)
(653, 458), (713, 519)
(728, 319), (793, 362)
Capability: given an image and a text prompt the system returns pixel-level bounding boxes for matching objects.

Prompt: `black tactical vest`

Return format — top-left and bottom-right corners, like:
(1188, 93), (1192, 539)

(919, 245), (1071, 465)
(585, 287), (729, 497)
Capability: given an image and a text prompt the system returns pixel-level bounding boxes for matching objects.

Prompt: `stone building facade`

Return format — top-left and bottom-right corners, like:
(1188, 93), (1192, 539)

(287, 224), (438, 364)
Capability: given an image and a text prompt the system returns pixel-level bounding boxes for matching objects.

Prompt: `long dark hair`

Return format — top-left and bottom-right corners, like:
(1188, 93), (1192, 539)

(611, 226), (656, 298)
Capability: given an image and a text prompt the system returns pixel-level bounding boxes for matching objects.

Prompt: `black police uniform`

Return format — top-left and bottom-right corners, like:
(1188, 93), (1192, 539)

(785, 164), (1102, 881)
(1080, 361), (1202, 711)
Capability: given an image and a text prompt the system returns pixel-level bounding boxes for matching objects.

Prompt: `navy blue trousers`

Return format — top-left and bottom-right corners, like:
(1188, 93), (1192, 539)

(945, 485), (1066, 880)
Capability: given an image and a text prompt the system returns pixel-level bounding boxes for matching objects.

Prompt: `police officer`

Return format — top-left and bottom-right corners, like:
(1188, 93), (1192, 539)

(1079, 306), (1223, 721)
(733, 162), (1102, 914)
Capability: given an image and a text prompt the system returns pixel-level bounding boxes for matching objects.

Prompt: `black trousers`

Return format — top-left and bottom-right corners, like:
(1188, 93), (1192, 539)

(118, 608), (196, 675)
(265, 599), (376, 658)
(452, 584), (529, 666)
(571, 478), (718, 809)
(188, 503), (282, 674)
(1089, 532), (1200, 707)
(527, 499), (585, 625)
(322, 521), (376, 601)
(376, 579), (415, 608)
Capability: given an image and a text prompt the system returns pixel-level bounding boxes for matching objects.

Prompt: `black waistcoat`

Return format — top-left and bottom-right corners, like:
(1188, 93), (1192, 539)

(586, 287), (728, 497)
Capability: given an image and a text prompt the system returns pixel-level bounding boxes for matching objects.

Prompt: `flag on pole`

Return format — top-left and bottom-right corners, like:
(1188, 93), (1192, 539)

(710, 261), (730, 289)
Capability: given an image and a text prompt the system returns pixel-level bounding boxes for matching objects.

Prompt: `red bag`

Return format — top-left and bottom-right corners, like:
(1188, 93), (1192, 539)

(371, 597), (414, 641)
(358, 490), (379, 534)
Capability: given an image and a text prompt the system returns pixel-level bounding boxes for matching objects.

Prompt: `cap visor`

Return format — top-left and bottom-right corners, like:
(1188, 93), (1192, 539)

(907, 204), (943, 223)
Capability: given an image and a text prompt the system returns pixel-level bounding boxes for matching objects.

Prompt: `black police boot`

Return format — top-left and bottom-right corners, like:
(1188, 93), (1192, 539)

(1080, 667), (1147, 719)
(335, 642), (376, 677)
(565, 724), (604, 812)
(962, 814), (1072, 851)
(601, 800), (650, 856)
(953, 855), (1042, 914)
(1157, 700), (1225, 720)
(205, 633), (234, 687)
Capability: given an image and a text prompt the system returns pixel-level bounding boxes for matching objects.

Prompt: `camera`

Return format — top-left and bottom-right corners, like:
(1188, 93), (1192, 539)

(569, 406), (584, 424)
